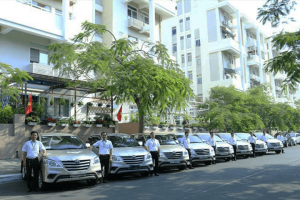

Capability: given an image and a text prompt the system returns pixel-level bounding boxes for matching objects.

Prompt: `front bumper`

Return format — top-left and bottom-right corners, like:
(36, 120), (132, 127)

(268, 146), (283, 151)
(42, 164), (102, 184)
(109, 160), (153, 174)
(191, 155), (214, 163)
(236, 150), (252, 156)
(158, 160), (187, 168)
(215, 153), (232, 159)
(255, 148), (268, 153)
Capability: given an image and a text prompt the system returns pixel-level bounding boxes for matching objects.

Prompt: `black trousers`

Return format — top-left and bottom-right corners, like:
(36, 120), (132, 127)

(212, 146), (216, 164)
(232, 145), (237, 160)
(250, 143), (256, 157)
(150, 151), (159, 174)
(99, 155), (110, 180)
(186, 149), (192, 165)
(26, 158), (39, 190)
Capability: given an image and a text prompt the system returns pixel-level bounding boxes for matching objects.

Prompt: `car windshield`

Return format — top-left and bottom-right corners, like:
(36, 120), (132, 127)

(290, 133), (296, 137)
(235, 133), (249, 140)
(155, 135), (177, 145)
(108, 135), (140, 147)
(197, 134), (223, 142)
(41, 136), (87, 150)
(255, 133), (274, 139)
(189, 135), (203, 143)
(218, 133), (242, 141)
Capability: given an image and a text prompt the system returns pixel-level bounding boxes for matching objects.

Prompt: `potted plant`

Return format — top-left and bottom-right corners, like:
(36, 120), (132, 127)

(160, 122), (168, 129)
(98, 103), (103, 107)
(184, 123), (190, 129)
(40, 97), (46, 105)
(60, 98), (65, 106)
(84, 118), (93, 127)
(78, 101), (83, 107)
(109, 121), (115, 128)
(177, 124), (183, 130)
(87, 102), (93, 107)
(152, 123), (158, 129)
(57, 120), (69, 127)
(144, 122), (150, 129)
(73, 120), (81, 127)
(50, 98), (54, 106)
(26, 115), (41, 126)
(106, 104), (111, 108)
(169, 124), (176, 129)
(191, 123), (198, 130)
(124, 115), (128, 121)
(47, 117), (56, 127)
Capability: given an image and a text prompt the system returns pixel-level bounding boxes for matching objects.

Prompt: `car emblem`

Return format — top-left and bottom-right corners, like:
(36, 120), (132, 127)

(172, 151), (176, 155)
(131, 155), (136, 159)
(75, 159), (80, 164)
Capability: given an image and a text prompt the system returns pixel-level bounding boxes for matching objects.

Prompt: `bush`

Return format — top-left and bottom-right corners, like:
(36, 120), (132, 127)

(0, 104), (13, 124)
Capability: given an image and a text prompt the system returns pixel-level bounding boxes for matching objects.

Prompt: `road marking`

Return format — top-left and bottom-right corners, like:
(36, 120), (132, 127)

(0, 196), (25, 200)
(180, 157), (300, 199)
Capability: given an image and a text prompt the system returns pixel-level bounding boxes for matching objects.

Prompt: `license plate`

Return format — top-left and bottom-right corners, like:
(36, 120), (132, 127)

(241, 150), (247, 153)
(170, 160), (180, 164)
(70, 174), (85, 178)
(129, 165), (140, 170)
(220, 153), (228, 155)
(199, 156), (207, 159)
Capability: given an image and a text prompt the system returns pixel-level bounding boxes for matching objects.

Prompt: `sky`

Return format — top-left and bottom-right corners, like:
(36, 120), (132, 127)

(229, 0), (300, 36)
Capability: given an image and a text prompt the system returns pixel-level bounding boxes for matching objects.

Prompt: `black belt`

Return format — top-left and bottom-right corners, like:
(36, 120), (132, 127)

(26, 157), (38, 160)
(150, 151), (158, 153)
(99, 154), (110, 157)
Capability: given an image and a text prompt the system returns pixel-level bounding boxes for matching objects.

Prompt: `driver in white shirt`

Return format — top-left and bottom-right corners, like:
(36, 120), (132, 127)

(181, 130), (194, 169)
(248, 132), (256, 158)
(208, 132), (216, 164)
(228, 133), (237, 161)
(260, 131), (268, 144)
(145, 132), (161, 176)
(277, 132), (285, 153)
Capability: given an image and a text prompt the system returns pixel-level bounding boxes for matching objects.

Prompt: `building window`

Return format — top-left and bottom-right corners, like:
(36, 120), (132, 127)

(179, 19), (183, 32)
(196, 38), (201, 47)
(172, 27), (177, 35)
(197, 77), (202, 84)
(181, 54), (185, 64)
(54, 98), (69, 117)
(196, 57), (201, 66)
(185, 17), (190, 31)
(140, 11), (149, 24)
(186, 34), (191, 49)
(187, 53), (192, 62)
(177, 1), (182, 16)
(30, 48), (49, 64)
(184, 0), (191, 13)
(128, 5), (137, 19)
(188, 71), (193, 81)
(172, 44), (177, 53)
(180, 36), (184, 50)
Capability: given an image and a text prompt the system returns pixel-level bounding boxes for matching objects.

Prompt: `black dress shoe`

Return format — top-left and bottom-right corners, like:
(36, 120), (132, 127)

(155, 174), (159, 176)
(103, 179), (108, 183)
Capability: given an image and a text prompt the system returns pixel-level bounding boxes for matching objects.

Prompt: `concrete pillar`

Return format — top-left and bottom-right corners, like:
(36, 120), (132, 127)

(62, 0), (70, 40)
(236, 11), (245, 91)
(149, 0), (155, 43)
(256, 28), (263, 84)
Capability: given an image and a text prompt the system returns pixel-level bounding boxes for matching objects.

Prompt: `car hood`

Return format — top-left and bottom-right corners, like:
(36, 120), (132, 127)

(216, 142), (231, 148)
(46, 149), (97, 161)
(160, 145), (186, 152)
(190, 143), (211, 149)
(237, 141), (250, 146)
(267, 138), (281, 143)
(113, 147), (148, 156)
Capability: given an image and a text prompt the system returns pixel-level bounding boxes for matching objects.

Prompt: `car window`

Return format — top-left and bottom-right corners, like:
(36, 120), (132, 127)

(155, 135), (177, 145)
(189, 135), (203, 143)
(196, 134), (223, 142)
(218, 133), (242, 141)
(41, 136), (86, 150)
(108, 135), (140, 147)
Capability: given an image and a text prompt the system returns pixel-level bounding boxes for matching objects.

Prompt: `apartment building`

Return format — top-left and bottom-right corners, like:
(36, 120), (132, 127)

(162, 0), (295, 111)
(0, 0), (175, 121)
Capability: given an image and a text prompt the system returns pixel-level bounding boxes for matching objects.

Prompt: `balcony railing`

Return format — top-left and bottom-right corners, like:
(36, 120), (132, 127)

(275, 86), (282, 91)
(250, 74), (260, 82)
(128, 17), (145, 30)
(247, 38), (257, 48)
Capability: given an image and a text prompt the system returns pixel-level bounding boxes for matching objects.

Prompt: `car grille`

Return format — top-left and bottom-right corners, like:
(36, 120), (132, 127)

(256, 144), (264, 148)
(62, 160), (90, 171)
(120, 155), (144, 165)
(270, 142), (281, 146)
(238, 145), (249, 150)
(164, 151), (183, 159)
(217, 147), (229, 153)
(194, 149), (209, 155)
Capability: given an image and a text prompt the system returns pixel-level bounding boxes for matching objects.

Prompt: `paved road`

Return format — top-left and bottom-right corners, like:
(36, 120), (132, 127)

(1, 146), (300, 200)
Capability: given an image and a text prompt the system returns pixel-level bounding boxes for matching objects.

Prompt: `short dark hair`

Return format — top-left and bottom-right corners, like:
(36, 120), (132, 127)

(31, 131), (38, 136)
(210, 131), (214, 134)
(101, 132), (107, 136)
(185, 130), (189, 134)
(150, 132), (154, 135)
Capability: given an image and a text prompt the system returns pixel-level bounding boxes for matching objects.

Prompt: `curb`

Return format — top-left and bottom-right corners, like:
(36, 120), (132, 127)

(0, 174), (22, 183)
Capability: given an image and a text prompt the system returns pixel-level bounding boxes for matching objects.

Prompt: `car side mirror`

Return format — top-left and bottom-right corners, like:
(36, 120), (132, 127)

(85, 143), (91, 148)
(138, 141), (143, 146)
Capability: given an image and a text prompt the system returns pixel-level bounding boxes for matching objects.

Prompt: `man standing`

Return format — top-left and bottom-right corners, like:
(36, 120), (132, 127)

(22, 131), (46, 192)
(277, 132), (285, 153)
(145, 132), (161, 176)
(260, 131), (268, 145)
(181, 130), (194, 169)
(228, 133), (237, 161)
(208, 132), (216, 164)
(90, 132), (113, 183)
(248, 132), (256, 158)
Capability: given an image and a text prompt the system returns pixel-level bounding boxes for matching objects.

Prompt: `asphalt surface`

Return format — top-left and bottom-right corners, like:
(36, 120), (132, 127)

(1, 146), (300, 200)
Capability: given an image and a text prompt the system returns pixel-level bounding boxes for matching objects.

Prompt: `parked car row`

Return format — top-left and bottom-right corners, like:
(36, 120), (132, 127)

(21, 131), (286, 190)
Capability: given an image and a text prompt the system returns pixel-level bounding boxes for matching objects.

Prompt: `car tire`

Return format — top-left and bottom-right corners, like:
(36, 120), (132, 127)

(140, 171), (150, 177)
(204, 161), (212, 165)
(21, 161), (27, 181)
(243, 155), (249, 159)
(275, 150), (281, 154)
(177, 166), (186, 170)
(86, 178), (98, 186)
(224, 158), (230, 162)
(38, 170), (47, 190)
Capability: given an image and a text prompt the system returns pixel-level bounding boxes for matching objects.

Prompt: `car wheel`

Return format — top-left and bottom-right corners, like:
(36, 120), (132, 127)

(38, 170), (47, 190)
(140, 171), (150, 177)
(275, 150), (281, 154)
(204, 161), (212, 165)
(244, 155), (249, 159)
(262, 152), (267, 155)
(86, 178), (98, 186)
(224, 158), (230, 162)
(177, 166), (186, 170)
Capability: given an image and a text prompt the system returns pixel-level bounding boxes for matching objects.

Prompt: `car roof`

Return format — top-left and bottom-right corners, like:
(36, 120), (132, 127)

(40, 133), (76, 137)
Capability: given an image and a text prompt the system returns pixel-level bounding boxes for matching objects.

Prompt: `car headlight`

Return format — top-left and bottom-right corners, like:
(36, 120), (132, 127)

(183, 150), (188, 156)
(229, 146), (234, 153)
(47, 159), (62, 168)
(145, 153), (152, 160)
(112, 155), (123, 162)
(280, 142), (283, 147)
(209, 147), (215, 155)
(160, 151), (166, 157)
(248, 144), (252, 150)
(92, 156), (100, 165)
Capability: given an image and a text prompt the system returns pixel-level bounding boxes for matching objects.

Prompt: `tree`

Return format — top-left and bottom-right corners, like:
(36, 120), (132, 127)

(0, 62), (33, 102)
(257, 0), (299, 91)
(49, 21), (194, 133)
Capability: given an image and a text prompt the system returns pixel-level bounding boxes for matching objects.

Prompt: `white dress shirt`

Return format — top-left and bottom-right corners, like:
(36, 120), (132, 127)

(93, 140), (113, 155)
(22, 140), (45, 159)
(181, 136), (191, 149)
(260, 135), (268, 142)
(277, 135), (285, 142)
(228, 136), (237, 145)
(248, 136), (256, 144)
(208, 136), (216, 146)
(145, 138), (160, 151)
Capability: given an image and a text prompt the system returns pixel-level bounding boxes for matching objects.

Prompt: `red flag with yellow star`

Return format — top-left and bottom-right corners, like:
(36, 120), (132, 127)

(25, 94), (32, 114)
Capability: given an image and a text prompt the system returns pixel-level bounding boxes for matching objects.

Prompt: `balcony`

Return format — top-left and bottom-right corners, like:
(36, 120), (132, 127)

(209, 38), (240, 56)
(275, 86), (282, 91)
(247, 38), (257, 48)
(27, 63), (59, 77)
(209, 75), (243, 91)
(128, 18), (144, 30)
(250, 74), (260, 82)
(0, 0), (63, 39)
(247, 54), (260, 66)
(274, 73), (286, 80)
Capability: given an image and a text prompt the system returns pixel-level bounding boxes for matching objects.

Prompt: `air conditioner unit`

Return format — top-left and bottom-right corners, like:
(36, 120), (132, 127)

(222, 20), (228, 26)
(249, 54), (254, 59)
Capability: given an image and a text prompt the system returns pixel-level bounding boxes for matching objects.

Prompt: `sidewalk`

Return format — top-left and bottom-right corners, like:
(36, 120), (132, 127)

(0, 158), (22, 183)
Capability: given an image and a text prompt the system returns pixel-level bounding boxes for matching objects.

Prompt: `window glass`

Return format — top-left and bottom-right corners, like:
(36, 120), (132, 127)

(41, 136), (86, 150)
(172, 27), (177, 35)
(197, 77), (202, 84)
(196, 38), (201, 47)
(181, 54), (185, 63)
(187, 53), (192, 62)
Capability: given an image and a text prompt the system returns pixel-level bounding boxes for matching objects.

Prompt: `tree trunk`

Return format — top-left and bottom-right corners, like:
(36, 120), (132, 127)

(135, 97), (144, 133)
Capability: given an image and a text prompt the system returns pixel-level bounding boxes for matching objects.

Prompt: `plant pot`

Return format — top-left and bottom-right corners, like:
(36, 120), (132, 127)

(177, 127), (183, 130)
(144, 126), (149, 129)
(73, 124), (81, 128)
(28, 122), (38, 126)
(85, 124), (92, 128)
(96, 124), (103, 128)
(162, 126), (168, 129)
(47, 122), (56, 127)
(109, 125), (115, 128)
(169, 126), (175, 129)
(98, 104), (103, 107)
(152, 126), (158, 129)
(61, 123), (68, 127)
(193, 127), (198, 130)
